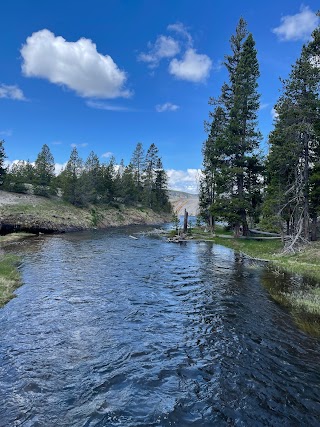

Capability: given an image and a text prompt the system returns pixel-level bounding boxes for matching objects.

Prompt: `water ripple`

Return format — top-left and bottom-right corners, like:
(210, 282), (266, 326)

(0, 229), (319, 426)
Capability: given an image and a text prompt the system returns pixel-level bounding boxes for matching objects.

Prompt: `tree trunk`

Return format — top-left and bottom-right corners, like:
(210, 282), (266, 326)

(237, 171), (249, 236)
(303, 133), (310, 240)
(183, 209), (188, 234)
(209, 215), (215, 233)
(311, 215), (317, 241)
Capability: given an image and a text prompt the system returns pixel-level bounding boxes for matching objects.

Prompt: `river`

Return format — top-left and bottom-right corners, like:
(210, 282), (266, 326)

(0, 227), (319, 426)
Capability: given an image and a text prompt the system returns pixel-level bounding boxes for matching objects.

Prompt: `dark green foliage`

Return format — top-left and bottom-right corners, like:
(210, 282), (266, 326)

(4, 160), (34, 192)
(201, 18), (263, 236)
(131, 142), (145, 192)
(262, 18), (320, 242)
(59, 147), (84, 206)
(2, 138), (170, 213)
(52, 143), (171, 212)
(34, 144), (55, 186)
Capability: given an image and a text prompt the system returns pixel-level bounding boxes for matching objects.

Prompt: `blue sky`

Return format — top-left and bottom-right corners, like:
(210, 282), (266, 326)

(1, 0), (319, 192)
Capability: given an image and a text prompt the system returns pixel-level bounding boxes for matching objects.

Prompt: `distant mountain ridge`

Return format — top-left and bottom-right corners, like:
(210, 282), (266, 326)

(168, 190), (199, 216)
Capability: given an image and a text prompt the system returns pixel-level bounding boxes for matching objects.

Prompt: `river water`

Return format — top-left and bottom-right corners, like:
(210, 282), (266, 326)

(0, 227), (319, 426)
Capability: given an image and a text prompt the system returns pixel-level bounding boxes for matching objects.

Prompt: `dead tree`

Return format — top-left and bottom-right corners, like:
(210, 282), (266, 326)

(183, 209), (188, 234)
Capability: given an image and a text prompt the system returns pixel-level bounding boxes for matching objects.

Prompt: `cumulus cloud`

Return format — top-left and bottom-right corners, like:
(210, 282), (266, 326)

(155, 102), (179, 112)
(272, 6), (319, 41)
(21, 29), (130, 99)
(138, 35), (180, 68)
(167, 168), (201, 193)
(138, 23), (212, 82)
(0, 84), (26, 100)
(169, 48), (212, 82)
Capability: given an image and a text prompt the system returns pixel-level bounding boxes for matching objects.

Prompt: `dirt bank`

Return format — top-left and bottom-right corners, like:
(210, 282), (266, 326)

(0, 190), (171, 234)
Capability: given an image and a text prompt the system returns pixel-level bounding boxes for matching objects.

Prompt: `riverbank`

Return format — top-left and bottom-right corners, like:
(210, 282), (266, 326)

(0, 190), (171, 233)
(0, 253), (22, 307)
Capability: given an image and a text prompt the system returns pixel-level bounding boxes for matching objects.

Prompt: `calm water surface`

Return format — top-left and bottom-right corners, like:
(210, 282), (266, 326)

(0, 227), (319, 426)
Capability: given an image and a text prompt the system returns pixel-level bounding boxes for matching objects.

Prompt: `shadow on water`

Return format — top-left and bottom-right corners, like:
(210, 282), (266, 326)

(0, 230), (319, 426)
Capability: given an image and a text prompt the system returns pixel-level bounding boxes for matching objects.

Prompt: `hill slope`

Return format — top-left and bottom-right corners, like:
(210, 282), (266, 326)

(168, 190), (199, 216)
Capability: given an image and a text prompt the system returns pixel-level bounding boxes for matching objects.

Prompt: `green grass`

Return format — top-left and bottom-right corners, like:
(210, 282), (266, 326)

(0, 254), (22, 306)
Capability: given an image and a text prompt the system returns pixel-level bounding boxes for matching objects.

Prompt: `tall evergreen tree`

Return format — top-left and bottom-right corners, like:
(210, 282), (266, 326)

(82, 151), (101, 204)
(100, 157), (116, 203)
(60, 147), (83, 205)
(199, 106), (227, 230)
(143, 143), (159, 207)
(262, 18), (320, 246)
(120, 163), (138, 204)
(131, 142), (145, 191)
(154, 157), (171, 212)
(202, 18), (262, 236)
(34, 144), (55, 186)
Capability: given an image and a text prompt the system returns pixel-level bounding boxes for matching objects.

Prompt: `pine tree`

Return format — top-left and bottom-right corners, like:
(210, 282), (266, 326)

(120, 163), (138, 204)
(202, 18), (262, 236)
(82, 151), (101, 204)
(100, 157), (116, 203)
(143, 143), (159, 208)
(263, 18), (320, 246)
(200, 106), (227, 230)
(131, 142), (145, 191)
(34, 144), (55, 186)
(154, 157), (171, 212)
(60, 147), (83, 205)
(224, 29), (262, 236)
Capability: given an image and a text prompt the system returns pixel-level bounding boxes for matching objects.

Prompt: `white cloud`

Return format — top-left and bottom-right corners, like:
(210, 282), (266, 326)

(101, 151), (113, 158)
(54, 162), (67, 175)
(138, 35), (180, 68)
(52, 140), (62, 145)
(155, 102), (179, 112)
(71, 143), (88, 148)
(169, 48), (212, 82)
(167, 168), (201, 193)
(272, 6), (319, 41)
(0, 84), (26, 100)
(21, 29), (130, 99)
(86, 100), (134, 112)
